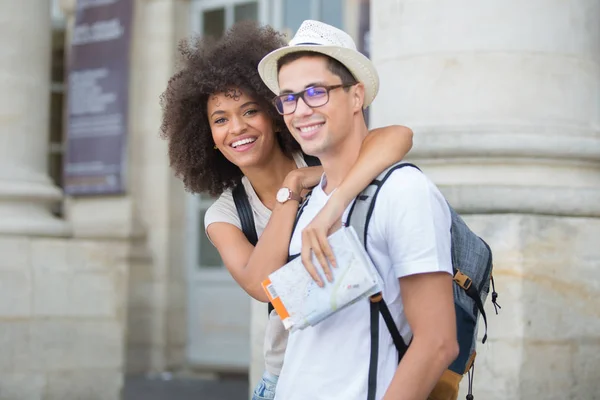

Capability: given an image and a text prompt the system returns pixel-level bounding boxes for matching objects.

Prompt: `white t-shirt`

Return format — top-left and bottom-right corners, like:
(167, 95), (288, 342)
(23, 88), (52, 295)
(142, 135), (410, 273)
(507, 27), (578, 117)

(275, 166), (453, 400)
(203, 152), (308, 377)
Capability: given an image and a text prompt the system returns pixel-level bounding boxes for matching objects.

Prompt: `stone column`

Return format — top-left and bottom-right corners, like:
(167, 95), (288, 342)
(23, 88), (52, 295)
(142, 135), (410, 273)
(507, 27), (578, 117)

(117, 0), (189, 375)
(371, 0), (600, 216)
(0, 0), (68, 236)
(371, 1), (600, 399)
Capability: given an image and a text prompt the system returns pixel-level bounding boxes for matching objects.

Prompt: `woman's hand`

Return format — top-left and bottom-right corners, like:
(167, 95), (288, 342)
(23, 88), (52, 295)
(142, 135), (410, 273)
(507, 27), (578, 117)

(300, 192), (346, 286)
(282, 166), (322, 196)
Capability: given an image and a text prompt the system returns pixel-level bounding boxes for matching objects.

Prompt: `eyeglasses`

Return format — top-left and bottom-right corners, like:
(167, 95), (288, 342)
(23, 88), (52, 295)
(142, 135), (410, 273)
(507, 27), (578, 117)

(272, 83), (357, 115)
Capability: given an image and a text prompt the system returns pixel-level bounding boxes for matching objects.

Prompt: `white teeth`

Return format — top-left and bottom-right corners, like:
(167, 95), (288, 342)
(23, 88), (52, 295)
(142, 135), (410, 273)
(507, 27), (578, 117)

(231, 137), (257, 148)
(298, 124), (324, 133)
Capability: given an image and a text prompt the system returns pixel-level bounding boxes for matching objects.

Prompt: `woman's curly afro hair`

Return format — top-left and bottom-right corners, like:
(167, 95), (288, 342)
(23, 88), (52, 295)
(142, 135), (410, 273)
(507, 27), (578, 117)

(159, 21), (300, 196)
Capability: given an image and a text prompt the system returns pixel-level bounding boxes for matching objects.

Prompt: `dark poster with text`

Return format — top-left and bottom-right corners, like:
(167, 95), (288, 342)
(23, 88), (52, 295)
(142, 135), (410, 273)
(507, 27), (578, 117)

(64, 0), (133, 196)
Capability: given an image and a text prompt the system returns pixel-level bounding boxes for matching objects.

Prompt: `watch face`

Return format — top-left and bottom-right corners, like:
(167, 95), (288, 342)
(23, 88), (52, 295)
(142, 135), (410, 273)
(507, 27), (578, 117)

(276, 188), (290, 203)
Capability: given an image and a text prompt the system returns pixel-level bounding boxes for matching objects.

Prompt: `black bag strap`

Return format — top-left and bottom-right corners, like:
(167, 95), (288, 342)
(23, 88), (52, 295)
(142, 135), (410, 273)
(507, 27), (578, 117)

(346, 163), (421, 400)
(232, 182), (275, 314)
(286, 153), (319, 260)
(377, 296), (409, 358)
(368, 298), (411, 400)
(347, 163), (422, 247)
(286, 191), (313, 262)
(367, 300), (380, 400)
(232, 182), (258, 246)
(367, 293), (410, 400)
(303, 154), (321, 167)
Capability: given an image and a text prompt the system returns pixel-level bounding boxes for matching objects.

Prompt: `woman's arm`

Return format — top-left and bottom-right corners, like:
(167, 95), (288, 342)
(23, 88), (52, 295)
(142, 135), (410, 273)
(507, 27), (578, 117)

(207, 166), (323, 303)
(300, 125), (414, 282)
(208, 125), (412, 300)
(338, 124), (413, 209)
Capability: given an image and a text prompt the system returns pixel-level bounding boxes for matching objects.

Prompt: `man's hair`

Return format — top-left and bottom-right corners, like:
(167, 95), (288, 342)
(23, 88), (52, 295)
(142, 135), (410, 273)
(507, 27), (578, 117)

(159, 21), (300, 196)
(277, 51), (357, 87)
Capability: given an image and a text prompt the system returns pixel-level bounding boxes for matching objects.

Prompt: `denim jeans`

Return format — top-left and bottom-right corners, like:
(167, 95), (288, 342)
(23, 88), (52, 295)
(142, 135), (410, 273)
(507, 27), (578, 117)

(251, 370), (279, 400)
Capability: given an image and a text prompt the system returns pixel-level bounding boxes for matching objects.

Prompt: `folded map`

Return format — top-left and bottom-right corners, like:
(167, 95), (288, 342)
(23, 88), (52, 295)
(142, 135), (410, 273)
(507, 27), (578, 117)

(261, 226), (383, 331)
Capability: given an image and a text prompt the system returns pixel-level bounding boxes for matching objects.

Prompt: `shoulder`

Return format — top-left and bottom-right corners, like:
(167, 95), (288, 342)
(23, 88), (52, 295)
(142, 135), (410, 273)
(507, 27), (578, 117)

(383, 164), (428, 185)
(372, 164), (451, 233)
(204, 188), (241, 232)
(377, 165), (443, 206)
(369, 164), (453, 277)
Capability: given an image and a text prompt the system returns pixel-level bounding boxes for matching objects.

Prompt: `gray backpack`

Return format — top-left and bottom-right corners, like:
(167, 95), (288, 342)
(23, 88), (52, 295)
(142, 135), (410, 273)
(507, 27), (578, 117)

(344, 162), (500, 400)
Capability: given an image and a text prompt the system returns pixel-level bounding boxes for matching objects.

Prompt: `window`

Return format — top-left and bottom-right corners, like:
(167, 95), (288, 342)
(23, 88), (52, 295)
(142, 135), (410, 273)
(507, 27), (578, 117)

(194, 0), (259, 39)
(202, 8), (226, 39)
(282, 0), (311, 36)
(281, 0), (344, 37)
(234, 2), (258, 23)
(320, 0), (343, 31)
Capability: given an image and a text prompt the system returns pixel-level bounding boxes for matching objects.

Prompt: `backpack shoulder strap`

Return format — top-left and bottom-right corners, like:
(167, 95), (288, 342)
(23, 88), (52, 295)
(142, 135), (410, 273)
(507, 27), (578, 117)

(303, 154), (321, 167)
(233, 182), (275, 315)
(286, 190), (313, 262)
(232, 182), (258, 246)
(348, 162), (420, 400)
(346, 162), (421, 247)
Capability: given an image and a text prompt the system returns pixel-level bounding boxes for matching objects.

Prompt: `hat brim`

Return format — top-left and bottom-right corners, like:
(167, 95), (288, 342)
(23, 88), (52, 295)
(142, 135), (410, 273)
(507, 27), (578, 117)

(258, 45), (379, 108)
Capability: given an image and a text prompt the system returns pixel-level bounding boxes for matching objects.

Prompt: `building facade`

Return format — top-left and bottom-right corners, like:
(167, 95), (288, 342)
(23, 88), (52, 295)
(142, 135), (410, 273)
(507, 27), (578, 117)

(0, 0), (598, 399)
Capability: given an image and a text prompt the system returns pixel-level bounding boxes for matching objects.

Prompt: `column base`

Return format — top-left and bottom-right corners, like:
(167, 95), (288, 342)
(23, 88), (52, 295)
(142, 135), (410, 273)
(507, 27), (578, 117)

(458, 214), (600, 400)
(0, 179), (68, 237)
(412, 158), (600, 217)
(0, 234), (128, 400)
(0, 204), (69, 236)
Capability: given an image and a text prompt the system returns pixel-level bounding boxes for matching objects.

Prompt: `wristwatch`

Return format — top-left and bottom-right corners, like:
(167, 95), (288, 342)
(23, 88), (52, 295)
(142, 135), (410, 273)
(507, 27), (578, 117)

(276, 187), (302, 204)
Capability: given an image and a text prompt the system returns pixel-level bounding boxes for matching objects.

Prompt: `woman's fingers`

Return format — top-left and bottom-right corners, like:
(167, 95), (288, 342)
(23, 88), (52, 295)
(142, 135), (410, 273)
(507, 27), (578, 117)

(316, 231), (337, 269)
(298, 166), (324, 190)
(300, 199), (344, 287)
(301, 226), (336, 284)
(301, 230), (324, 287)
(311, 233), (332, 283)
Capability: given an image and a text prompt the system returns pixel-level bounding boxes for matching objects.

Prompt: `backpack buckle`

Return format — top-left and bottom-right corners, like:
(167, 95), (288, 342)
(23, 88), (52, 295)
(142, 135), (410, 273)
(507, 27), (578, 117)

(369, 293), (383, 303)
(453, 270), (473, 290)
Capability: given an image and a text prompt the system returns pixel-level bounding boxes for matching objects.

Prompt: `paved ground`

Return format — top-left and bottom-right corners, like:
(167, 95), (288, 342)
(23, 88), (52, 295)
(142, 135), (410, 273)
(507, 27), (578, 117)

(123, 374), (249, 400)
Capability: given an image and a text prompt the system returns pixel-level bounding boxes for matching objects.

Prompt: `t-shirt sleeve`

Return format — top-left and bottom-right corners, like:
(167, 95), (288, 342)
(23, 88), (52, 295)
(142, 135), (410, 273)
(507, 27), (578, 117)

(204, 191), (242, 242)
(371, 167), (453, 279)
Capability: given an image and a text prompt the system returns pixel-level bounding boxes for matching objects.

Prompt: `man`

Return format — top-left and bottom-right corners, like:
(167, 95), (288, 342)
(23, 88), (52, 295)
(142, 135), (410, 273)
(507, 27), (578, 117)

(258, 20), (458, 400)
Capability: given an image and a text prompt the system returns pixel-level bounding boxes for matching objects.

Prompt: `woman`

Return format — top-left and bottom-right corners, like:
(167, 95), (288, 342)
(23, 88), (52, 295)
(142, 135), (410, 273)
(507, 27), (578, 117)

(160, 21), (414, 399)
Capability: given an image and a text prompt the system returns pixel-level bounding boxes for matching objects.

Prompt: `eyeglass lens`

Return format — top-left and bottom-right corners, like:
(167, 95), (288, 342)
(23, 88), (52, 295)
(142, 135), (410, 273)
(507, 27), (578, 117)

(275, 86), (330, 115)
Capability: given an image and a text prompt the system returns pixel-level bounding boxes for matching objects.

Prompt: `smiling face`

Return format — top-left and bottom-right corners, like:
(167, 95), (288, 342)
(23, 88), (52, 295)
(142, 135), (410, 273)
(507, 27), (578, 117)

(277, 55), (360, 158)
(207, 88), (279, 169)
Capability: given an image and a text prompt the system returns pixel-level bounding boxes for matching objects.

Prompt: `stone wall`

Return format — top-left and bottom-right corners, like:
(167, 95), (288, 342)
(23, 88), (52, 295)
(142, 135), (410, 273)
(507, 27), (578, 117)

(458, 215), (600, 399)
(370, 0), (600, 398)
(0, 236), (129, 400)
(123, 0), (190, 374)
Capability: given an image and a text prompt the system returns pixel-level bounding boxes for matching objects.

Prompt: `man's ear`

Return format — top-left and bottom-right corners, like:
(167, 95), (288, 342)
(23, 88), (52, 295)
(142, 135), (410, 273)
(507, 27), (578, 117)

(352, 83), (366, 111)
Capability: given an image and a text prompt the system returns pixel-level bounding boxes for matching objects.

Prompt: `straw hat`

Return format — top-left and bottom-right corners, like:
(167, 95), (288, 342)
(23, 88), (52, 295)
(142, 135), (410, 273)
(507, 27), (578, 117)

(258, 20), (379, 108)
